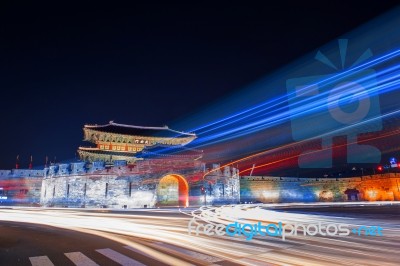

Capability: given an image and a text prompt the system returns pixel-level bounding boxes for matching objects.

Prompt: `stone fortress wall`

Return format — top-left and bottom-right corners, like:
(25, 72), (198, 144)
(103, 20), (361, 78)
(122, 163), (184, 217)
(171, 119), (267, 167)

(0, 169), (43, 205)
(240, 174), (400, 203)
(2, 164), (400, 207)
(40, 160), (240, 208)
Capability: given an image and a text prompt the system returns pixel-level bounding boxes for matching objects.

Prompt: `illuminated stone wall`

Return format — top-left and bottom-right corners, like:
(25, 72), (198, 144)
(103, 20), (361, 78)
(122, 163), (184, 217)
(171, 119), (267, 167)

(240, 174), (400, 203)
(200, 164), (241, 205)
(5, 165), (397, 207)
(0, 169), (43, 205)
(40, 160), (240, 208)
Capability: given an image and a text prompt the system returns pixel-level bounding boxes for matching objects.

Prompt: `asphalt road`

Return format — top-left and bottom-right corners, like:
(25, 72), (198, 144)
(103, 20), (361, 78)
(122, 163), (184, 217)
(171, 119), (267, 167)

(0, 203), (399, 266)
(0, 221), (172, 266)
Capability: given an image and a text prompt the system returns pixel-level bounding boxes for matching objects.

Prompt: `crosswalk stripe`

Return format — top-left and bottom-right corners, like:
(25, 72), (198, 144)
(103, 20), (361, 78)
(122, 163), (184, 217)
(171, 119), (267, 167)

(29, 256), (54, 266)
(65, 252), (99, 266)
(96, 248), (145, 266)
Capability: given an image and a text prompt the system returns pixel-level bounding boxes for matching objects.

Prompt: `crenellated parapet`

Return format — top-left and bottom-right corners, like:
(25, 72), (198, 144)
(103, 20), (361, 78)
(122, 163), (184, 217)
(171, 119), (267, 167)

(0, 169), (44, 178)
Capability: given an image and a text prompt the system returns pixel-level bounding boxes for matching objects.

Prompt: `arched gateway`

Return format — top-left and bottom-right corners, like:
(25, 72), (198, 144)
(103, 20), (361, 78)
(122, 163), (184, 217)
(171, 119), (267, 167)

(157, 174), (189, 207)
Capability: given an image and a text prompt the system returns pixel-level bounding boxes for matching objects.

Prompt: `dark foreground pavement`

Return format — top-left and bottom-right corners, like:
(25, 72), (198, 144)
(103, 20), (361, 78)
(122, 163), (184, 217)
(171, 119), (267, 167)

(0, 221), (169, 266)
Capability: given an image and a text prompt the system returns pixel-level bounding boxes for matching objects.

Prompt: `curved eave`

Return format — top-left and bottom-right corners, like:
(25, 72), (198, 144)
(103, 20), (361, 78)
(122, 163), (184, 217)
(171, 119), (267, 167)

(78, 147), (137, 155)
(84, 121), (196, 138)
(138, 152), (203, 161)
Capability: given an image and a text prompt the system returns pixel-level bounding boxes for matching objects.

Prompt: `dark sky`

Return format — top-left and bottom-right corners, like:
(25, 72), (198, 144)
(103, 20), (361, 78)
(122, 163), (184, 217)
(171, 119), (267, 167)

(0, 1), (398, 169)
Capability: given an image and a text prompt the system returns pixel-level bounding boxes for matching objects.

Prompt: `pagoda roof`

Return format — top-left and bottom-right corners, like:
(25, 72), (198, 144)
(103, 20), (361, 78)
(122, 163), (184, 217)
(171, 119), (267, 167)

(84, 121), (196, 138)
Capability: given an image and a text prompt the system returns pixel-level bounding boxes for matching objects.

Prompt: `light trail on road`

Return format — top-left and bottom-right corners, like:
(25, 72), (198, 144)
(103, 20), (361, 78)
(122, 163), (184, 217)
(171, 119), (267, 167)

(1, 203), (399, 266)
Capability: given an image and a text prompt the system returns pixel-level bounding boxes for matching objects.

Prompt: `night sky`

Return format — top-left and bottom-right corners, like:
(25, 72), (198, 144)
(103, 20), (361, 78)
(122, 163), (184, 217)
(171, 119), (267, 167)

(0, 1), (398, 169)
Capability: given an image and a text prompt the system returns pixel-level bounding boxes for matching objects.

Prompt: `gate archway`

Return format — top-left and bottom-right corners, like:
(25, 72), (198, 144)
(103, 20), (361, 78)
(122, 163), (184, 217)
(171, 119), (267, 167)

(157, 174), (189, 207)
(345, 188), (360, 201)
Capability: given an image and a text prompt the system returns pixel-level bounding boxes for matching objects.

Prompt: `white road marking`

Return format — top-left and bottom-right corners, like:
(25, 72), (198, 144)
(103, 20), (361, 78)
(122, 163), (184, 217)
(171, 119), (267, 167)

(65, 252), (99, 266)
(96, 248), (145, 266)
(29, 256), (54, 266)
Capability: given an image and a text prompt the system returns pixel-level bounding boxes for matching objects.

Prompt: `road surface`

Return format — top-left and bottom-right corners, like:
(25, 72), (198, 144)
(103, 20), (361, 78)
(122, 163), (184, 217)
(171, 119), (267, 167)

(0, 203), (399, 266)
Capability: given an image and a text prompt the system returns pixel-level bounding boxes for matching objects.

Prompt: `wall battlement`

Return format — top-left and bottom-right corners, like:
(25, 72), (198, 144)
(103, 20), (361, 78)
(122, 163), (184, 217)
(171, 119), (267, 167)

(0, 169), (44, 178)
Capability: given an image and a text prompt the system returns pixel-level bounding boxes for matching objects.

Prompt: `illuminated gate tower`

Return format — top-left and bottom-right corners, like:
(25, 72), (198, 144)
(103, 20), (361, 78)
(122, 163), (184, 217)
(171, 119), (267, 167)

(40, 121), (240, 208)
(78, 121), (197, 164)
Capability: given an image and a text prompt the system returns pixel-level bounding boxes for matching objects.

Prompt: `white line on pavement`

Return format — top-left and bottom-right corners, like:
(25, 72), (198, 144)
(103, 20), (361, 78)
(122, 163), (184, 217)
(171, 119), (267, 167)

(29, 256), (54, 266)
(96, 248), (146, 266)
(65, 252), (99, 266)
